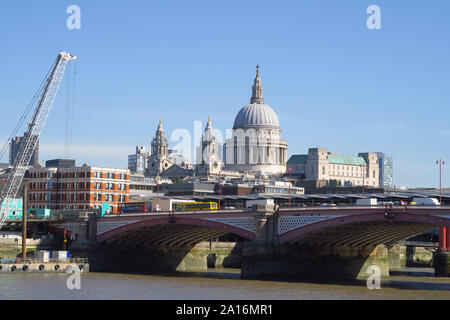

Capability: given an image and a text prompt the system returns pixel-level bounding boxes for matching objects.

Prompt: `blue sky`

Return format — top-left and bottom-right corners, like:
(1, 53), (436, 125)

(0, 0), (449, 188)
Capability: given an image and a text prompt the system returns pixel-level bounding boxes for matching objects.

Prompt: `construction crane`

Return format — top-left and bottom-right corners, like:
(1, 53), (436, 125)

(0, 51), (77, 230)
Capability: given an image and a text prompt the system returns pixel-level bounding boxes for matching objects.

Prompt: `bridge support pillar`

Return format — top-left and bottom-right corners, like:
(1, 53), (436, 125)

(405, 245), (415, 267)
(439, 227), (447, 251)
(242, 242), (390, 280)
(241, 200), (282, 279)
(447, 226), (450, 252)
(68, 216), (97, 249)
(388, 245), (405, 270)
(434, 250), (450, 277)
(242, 201), (391, 280)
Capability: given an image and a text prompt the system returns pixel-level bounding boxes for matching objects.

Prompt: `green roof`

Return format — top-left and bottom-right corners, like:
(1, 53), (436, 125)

(287, 155), (308, 164)
(328, 154), (366, 166)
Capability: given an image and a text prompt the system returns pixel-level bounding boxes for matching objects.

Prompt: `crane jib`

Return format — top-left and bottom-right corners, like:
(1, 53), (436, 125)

(0, 52), (76, 230)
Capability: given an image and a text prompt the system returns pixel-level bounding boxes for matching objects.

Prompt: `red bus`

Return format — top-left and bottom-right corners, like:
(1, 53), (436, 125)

(118, 202), (152, 214)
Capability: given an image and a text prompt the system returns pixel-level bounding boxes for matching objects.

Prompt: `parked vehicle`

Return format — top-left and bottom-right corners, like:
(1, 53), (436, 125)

(411, 198), (440, 206)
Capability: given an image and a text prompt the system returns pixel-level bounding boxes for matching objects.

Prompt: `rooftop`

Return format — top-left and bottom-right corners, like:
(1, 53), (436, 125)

(328, 154), (367, 166)
(287, 155), (308, 164)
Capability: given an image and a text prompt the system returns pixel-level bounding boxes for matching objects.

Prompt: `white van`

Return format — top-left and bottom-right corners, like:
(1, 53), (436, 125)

(412, 198), (440, 206)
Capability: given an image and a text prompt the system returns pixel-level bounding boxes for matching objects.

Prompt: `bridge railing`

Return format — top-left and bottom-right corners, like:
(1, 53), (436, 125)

(97, 205), (450, 219)
(279, 205), (450, 212)
(101, 208), (247, 218)
(5, 216), (60, 222)
(397, 241), (439, 248)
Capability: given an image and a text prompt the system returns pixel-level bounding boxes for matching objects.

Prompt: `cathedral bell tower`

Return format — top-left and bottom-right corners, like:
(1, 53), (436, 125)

(147, 119), (173, 176)
(199, 116), (222, 175)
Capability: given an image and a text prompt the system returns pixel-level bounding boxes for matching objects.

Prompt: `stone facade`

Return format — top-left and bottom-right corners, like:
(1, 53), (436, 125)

(147, 119), (174, 176)
(287, 148), (380, 187)
(196, 117), (223, 176)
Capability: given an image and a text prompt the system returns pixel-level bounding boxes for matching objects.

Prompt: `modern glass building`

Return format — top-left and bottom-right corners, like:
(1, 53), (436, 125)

(376, 152), (393, 188)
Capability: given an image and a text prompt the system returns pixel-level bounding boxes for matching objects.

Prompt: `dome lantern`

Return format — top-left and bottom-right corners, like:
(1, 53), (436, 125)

(233, 66), (280, 130)
(251, 64), (264, 104)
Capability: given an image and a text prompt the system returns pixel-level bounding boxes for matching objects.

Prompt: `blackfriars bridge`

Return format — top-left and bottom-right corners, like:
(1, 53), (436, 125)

(54, 202), (450, 279)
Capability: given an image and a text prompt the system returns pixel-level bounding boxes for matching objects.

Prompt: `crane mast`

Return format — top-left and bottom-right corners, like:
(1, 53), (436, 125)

(0, 51), (76, 230)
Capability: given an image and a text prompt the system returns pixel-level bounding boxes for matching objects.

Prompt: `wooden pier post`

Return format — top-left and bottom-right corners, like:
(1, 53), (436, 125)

(22, 184), (28, 259)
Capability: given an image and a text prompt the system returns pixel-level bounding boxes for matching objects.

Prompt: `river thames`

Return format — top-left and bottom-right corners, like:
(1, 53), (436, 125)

(0, 268), (449, 300)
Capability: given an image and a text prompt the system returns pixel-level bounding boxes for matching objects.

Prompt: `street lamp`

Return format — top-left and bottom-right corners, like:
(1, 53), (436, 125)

(436, 159), (445, 205)
(286, 168), (295, 208)
(218, 171), (222, 210)
(156, 175), (160, 211)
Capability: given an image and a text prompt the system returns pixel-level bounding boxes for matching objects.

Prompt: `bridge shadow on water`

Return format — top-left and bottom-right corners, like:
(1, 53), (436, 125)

(383, 279), (450, 292)
(99, 267), (450, 292)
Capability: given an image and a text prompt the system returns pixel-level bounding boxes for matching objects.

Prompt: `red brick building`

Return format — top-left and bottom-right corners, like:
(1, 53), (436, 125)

(28, 160), (130, 214)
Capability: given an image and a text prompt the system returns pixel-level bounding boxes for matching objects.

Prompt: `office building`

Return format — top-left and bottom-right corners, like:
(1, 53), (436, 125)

(27, 159), (130, 214)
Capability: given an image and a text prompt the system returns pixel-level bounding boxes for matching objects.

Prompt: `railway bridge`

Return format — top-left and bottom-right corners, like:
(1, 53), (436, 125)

(55, 201), (450, 279)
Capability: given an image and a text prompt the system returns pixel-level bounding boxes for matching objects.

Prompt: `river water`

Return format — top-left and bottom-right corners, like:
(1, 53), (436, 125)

(0, 269), (449, 300)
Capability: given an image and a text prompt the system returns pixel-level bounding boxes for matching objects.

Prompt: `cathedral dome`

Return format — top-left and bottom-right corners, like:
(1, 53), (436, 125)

(233, 103), (280, 129)
(225, 65), (287, 175)
(233, 65), (280, 129)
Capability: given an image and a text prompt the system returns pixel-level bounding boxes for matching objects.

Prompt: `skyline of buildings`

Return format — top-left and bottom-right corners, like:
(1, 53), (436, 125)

(0, 64), (441, 190)
(122, 68), (395, 191)
(0, 68), (415, 191)
(1, 2), (448, 189)
(0, 68), (440, 190)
